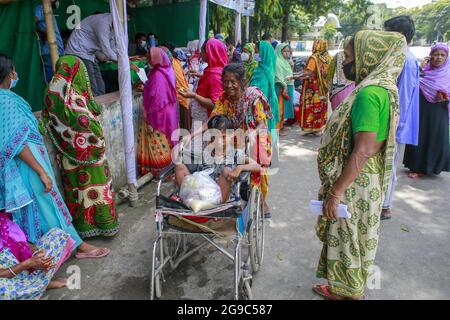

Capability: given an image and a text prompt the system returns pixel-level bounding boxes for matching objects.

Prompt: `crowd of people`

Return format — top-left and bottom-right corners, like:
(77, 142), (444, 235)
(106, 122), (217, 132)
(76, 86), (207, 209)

(0, 9), (449, 300)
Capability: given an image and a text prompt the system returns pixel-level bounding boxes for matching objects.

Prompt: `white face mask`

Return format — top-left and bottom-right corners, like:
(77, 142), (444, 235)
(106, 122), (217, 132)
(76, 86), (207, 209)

(140, 40), (147, 48)
(241, 52), (250, 62)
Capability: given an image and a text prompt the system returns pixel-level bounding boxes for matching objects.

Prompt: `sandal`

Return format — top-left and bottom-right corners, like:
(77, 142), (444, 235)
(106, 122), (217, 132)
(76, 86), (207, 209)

(75, 248), (111, 260)
(407, 172), (423, 179)
(312, 284), (365, 300)
(312, 284), (345, 300)
(264, 212), (272, 219)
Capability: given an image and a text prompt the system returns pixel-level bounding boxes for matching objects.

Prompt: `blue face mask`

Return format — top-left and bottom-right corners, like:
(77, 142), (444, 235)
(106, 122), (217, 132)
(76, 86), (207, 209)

(9, 74), (19, 89)
(254, 54), (261, 62)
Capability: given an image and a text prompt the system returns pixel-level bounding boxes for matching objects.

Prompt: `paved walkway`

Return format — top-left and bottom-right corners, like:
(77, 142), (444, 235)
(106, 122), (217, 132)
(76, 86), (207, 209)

(44, 125), (450, 300)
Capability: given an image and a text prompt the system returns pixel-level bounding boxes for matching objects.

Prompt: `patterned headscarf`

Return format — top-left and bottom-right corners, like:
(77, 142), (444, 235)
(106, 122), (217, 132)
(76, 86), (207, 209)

(243, 43), (258, 80)
(307, 39), (333, 95)
(275, 43), (293, 87)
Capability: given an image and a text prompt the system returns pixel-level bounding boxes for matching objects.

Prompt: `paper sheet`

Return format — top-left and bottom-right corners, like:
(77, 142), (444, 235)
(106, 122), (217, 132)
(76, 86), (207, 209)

(310, 200), (352, 219)
(137, 68), (148, 84)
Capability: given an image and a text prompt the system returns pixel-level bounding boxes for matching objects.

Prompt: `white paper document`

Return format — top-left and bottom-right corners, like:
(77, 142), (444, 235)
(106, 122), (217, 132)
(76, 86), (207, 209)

(137, 68), (148, 84)
(309, 200), (352, 219)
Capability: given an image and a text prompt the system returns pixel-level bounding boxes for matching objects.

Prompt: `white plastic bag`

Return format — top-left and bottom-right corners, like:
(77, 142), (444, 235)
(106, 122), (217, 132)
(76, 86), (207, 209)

(179, 168), (222, 213)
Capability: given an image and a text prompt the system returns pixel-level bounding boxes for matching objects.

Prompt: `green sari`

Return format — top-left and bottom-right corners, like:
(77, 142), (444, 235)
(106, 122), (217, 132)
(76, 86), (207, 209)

(42, 55), (119, 239)
(250, 41), (279, 143)
(316, 31), (407, 298)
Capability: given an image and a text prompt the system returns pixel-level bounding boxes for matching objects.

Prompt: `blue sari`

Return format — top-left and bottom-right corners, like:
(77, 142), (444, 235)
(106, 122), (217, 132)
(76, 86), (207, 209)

(0, 89), (82, 248)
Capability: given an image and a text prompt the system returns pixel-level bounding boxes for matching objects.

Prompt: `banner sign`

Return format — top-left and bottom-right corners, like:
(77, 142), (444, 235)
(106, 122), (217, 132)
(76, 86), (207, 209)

(209, 0), (255, 16)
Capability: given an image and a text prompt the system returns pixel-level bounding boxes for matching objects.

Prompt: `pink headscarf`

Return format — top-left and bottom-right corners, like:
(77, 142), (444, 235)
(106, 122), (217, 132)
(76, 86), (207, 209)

(420, 43), (450, 104)
(196, 38), (229, 110)
(0, 211), (33, 263)
(144, 48), (179, 144)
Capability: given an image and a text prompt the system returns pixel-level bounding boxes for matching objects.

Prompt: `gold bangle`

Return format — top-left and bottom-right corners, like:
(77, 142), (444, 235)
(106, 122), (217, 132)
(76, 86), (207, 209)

(329, 191), (342, 200)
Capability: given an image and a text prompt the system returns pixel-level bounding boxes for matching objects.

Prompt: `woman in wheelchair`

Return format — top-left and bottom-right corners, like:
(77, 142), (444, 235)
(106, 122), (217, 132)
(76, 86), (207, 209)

(174, 115), (261, 203)
(180, 63), (273, 218)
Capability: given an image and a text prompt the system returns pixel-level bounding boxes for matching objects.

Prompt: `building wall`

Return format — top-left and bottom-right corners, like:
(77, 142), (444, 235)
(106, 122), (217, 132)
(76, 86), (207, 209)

(36, 91), (143, 195)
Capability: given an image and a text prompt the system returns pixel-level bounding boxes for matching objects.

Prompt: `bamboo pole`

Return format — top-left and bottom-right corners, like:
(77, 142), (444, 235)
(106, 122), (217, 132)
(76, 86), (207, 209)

(42, 0), (59, 72)
(116, 0), (124, 27)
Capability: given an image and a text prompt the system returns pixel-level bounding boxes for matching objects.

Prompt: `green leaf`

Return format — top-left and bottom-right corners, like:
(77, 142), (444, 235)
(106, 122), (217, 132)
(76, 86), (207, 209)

(400, 224), (410, 232)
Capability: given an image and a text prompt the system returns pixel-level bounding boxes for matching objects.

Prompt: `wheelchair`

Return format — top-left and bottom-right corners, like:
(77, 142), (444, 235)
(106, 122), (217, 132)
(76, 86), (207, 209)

(150, 142), (265, 300)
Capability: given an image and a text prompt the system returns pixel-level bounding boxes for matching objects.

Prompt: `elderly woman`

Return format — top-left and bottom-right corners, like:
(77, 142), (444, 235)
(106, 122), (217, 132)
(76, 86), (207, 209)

(313, 31), (407, 300)
(186, 63), (273, 218)
(0, 212), (74, 299)
(403, 43), (450, 177)
(0, 54), (110, 259)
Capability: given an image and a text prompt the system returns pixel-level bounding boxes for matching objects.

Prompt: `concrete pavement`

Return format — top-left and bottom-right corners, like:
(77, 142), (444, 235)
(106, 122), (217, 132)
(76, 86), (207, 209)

(44, 125), (450, 300)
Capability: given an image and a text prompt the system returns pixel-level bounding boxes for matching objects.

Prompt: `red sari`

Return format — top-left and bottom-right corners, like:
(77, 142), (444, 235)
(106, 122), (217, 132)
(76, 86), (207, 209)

(298, 39), (332, 133)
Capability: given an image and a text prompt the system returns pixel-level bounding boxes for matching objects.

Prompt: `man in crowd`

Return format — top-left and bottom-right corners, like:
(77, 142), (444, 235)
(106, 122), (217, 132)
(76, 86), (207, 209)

(134, 32), (148, 56)
(382, 15), (420, 220)
(35, 0), (64, 84)
(65, 13), (118, 96)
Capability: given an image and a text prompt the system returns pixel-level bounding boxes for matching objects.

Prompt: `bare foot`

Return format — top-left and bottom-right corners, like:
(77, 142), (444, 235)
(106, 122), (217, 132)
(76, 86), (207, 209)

(407, 172), (423, 179)
(47, 278), (68, 289)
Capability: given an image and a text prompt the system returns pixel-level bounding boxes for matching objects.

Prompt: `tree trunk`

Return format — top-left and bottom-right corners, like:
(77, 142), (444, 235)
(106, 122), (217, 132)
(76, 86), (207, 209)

(281, 9), (289, 42)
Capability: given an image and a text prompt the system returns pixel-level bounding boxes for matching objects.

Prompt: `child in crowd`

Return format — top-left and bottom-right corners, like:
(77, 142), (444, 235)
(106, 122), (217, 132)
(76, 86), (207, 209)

(174, 115), (261, 203)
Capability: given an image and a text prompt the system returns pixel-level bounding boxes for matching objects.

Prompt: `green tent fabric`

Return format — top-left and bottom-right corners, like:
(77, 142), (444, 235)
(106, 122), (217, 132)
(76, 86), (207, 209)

(0, 0), (202, 111)
(129, 1), (200, 47)
(0, 0), (46, 111)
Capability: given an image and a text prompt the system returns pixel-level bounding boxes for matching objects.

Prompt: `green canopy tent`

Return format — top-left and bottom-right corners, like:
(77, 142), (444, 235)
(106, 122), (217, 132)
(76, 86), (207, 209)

(0, 0), (202, 111)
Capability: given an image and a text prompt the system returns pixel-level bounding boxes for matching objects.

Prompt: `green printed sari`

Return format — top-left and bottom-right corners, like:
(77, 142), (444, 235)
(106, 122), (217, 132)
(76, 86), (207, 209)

(315, 31), (407, 298)
(42, 55), (119, 239)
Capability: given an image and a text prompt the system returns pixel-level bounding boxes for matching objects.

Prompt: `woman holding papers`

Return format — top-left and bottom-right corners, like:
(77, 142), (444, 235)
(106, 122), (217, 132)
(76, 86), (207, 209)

(313, 31), (407, 300)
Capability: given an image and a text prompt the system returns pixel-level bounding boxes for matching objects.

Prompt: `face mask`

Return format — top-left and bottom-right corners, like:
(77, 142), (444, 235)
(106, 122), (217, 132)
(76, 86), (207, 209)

(241, 52), (250, 62)
(343, 61), (356, 82)
(140, 40), (146, 48)
(254, 54), (261, 62)
(9, 74), (19, 89)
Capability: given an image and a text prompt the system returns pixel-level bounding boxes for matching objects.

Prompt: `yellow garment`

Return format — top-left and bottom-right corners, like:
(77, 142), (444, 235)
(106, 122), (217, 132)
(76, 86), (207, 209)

(306, 39), (332, 97)
(173, 59), (190, 109)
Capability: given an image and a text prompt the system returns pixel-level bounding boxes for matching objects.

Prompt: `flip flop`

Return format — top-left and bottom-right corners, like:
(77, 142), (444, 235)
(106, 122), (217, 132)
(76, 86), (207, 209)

(312, 284), (344, 300)
(75, 248), (111, 260)
(312, 284), (366, 300)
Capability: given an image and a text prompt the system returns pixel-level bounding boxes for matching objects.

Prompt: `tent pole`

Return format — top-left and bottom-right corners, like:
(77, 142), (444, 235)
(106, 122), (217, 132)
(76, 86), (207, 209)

(246, 15), (250, 43)
(199, 0), (208, 49)
(112, 0), (139, 207)
(42, 0), (59, 72)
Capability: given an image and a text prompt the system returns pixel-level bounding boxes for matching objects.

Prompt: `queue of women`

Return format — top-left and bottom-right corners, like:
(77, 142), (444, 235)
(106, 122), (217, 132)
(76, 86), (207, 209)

(1, 14), (449, 299)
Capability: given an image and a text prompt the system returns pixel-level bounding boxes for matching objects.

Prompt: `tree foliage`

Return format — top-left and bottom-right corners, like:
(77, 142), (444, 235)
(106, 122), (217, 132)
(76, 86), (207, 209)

(332, 0), (373, 37)
(386, 0), (450, 43)
(322, 23), (338, 41)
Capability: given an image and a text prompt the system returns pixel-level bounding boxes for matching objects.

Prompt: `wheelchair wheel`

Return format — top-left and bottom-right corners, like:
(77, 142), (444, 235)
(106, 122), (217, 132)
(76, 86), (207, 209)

(248, 186), (265, 273)
(150, 236), (163, 299)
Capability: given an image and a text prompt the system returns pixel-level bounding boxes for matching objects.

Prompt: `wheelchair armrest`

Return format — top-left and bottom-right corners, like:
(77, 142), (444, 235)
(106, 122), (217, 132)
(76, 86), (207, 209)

(157, 164), (176, 181)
